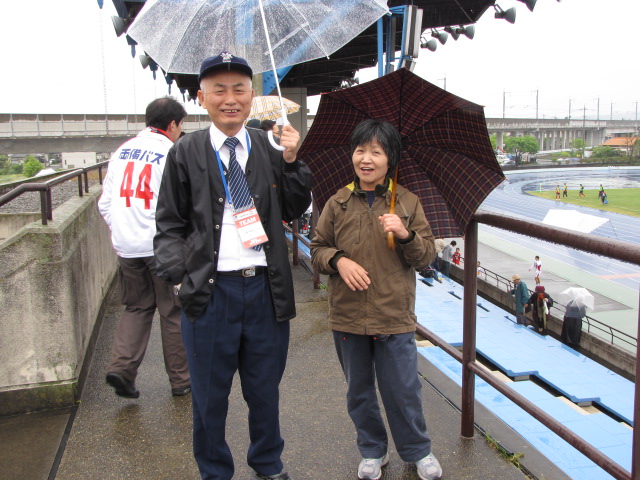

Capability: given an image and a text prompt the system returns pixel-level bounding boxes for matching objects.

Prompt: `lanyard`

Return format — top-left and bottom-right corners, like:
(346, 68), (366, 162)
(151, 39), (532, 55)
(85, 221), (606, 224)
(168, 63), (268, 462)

(214, 131), (252, 210)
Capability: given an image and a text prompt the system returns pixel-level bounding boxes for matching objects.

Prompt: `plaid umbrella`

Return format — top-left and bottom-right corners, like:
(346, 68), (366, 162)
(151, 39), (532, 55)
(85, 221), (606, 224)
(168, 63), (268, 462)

(298, 68), (505, 238)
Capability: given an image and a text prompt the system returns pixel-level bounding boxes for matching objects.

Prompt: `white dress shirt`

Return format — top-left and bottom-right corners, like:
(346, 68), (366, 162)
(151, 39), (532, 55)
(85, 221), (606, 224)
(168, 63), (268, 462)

(208, 124), (268, 271)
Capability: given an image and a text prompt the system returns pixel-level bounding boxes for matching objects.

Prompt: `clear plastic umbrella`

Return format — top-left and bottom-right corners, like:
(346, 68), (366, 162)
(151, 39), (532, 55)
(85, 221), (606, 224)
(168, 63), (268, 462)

(558, 287), (595, 311)
(128, 0), (389, 147)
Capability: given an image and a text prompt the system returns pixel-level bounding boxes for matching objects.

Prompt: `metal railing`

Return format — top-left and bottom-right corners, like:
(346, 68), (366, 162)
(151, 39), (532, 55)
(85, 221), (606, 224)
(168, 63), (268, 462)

(431, 210), (640, 480)
(289, 208), (640, 480)
(454, 258), (637, 349)
(0, 161), (109, 225)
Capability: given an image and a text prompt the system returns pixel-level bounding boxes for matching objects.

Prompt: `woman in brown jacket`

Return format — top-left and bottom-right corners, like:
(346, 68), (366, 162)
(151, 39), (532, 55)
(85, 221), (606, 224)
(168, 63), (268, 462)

(310, 119), (441, 480)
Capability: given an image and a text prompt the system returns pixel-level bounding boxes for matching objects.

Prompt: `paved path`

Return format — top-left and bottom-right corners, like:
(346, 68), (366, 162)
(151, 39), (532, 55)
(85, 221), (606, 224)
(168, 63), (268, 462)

(2, 260), (565, 480)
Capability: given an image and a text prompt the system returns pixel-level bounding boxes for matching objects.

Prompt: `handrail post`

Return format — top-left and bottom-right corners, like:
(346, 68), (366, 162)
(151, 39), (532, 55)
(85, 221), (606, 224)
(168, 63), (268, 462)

(632, 290), (640, 478)
(39, 190), (48, 225)
(461, 220), (479, 438)
(46, 187), (53, 221)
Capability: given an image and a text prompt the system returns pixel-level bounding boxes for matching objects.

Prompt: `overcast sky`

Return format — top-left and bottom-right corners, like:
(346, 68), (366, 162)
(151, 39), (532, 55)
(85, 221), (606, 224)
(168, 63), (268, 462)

(1, 0), (638, 120)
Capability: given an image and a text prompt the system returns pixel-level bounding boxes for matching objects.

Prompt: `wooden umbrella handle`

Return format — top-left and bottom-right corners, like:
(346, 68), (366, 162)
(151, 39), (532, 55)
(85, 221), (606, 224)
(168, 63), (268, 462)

(387, 166), (399, 250)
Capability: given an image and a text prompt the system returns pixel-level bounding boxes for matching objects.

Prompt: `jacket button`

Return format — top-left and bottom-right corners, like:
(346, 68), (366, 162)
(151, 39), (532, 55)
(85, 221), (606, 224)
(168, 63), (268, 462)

(215, 224), (220, 230)
(209, 278), (214, 284)
(218, 197), (224, 203)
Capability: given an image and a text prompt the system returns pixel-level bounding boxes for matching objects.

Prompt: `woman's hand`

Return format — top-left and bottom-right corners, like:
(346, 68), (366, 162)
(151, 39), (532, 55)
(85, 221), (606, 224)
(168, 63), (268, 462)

(336, 257), (370, 291)
(378, 213), (409, 240)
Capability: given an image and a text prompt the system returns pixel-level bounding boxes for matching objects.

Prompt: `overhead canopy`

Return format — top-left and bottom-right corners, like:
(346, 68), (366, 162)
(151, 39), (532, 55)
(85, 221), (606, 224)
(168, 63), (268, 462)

(110, 1), (502, 97)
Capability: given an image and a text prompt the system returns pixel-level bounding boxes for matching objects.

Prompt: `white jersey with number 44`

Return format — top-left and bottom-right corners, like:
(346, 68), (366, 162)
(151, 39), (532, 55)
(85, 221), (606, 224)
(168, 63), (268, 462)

(98, 127), (173, 258)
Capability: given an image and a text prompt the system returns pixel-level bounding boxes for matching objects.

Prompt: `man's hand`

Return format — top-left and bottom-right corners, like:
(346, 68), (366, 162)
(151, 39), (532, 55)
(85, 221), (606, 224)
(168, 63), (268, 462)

(336, 257), (370, 292)
(378, 213), (409, 240)
(280, 124), (300, 163)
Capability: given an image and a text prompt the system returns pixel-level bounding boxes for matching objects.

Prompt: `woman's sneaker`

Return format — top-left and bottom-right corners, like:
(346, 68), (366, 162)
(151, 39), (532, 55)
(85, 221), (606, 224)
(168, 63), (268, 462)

(416, 452), (442, 480)
(357, 452), (389, 479)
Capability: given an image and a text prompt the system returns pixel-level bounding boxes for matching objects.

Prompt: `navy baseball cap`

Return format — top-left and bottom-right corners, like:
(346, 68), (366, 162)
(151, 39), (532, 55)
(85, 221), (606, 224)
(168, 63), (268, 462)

(198, 52), (253, 82)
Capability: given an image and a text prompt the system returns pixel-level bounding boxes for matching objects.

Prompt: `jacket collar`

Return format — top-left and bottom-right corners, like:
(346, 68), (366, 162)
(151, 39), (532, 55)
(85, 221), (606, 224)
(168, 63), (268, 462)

(336, 177), (393, 204)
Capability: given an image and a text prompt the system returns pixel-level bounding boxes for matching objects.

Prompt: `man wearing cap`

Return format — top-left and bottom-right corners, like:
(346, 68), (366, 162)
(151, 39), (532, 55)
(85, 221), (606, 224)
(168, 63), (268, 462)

(154, 52), (311, 480)
(509, 274), (529, 325)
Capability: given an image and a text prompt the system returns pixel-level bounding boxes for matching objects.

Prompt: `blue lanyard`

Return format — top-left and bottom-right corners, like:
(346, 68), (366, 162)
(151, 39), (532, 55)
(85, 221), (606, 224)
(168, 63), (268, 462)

(214, 131), (251, 209)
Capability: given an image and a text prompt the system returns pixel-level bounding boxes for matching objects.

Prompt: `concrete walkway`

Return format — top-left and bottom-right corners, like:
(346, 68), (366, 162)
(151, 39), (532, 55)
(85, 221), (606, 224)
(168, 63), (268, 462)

(2, 258), (570, 480)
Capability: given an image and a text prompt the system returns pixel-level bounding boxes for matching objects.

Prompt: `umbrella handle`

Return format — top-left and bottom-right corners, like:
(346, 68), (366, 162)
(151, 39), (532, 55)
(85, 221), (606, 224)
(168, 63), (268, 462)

(268, 132), (285, 151)
(267, 109), (290, 151)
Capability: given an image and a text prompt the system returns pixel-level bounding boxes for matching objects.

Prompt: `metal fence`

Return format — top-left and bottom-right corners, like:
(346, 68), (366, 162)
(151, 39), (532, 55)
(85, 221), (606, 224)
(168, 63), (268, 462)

(456, 257), (637, 350)
(0, 161), (109, 225)
(289, 208), (640, 480)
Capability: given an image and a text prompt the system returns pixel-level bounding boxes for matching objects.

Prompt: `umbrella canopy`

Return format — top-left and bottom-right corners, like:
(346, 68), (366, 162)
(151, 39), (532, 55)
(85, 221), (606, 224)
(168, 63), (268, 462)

(559, 287), (595, 311)
(127, 0), (389, 76)
(250, 96), (300, 121)
(298, 68), (504, 238)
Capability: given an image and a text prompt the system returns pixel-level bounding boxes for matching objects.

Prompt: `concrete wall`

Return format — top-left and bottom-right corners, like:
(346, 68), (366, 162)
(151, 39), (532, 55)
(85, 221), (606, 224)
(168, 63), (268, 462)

(0, 213), (42, 240)
(0, 185), (118, 415)
(448, 266), (636, 379)
(62, 151), (98, 169)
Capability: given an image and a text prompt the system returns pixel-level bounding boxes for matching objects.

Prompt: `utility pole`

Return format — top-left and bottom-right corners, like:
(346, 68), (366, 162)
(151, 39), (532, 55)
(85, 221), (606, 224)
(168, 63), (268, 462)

(532, 89), (539, 120)
(503, 90), (506, 119)
(611, 102), (614, 120)
(582, 105), (587, 157)
(568, 98), (571, 120)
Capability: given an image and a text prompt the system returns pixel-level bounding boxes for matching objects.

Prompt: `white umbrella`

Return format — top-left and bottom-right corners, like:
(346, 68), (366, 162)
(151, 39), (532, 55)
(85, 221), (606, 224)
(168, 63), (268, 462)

(558, 287), (595, 311)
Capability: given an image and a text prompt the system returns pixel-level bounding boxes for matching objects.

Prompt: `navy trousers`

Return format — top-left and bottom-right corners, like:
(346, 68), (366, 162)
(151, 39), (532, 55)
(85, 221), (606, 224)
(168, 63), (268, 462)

(182, 274), (290, 480)
(333, 331), (432, 462)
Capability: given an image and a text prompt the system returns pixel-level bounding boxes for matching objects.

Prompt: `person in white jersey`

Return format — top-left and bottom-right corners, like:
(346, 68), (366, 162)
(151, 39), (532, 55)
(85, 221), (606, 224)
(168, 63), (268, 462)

(98, 96), (190, 399)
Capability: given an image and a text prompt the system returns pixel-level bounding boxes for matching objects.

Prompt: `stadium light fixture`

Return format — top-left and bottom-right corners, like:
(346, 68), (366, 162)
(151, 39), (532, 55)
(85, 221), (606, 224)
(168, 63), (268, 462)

(431, 30), (448, 45)
(419, 37), (438, 52)
(443, 26), (460, 41)
(494, 5), (517, 24)
(517, 0), (537, 12)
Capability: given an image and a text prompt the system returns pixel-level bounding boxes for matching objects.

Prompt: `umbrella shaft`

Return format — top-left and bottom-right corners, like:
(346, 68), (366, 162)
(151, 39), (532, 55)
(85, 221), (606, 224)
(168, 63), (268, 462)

(257, 0), (289, 126)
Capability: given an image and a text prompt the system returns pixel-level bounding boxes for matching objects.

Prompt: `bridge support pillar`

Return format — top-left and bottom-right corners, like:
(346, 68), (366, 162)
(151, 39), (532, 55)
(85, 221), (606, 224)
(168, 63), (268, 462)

(496, 131), (504, 150)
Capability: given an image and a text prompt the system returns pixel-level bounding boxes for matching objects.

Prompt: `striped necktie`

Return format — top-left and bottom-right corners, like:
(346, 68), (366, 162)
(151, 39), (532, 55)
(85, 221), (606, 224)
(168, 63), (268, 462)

(224, 136), (262, 251)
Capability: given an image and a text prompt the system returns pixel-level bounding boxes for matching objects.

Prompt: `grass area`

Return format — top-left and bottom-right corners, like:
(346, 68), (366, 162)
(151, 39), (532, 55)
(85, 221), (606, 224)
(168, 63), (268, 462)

(528, 188), (640, 217)
(0, 174), (26, 184)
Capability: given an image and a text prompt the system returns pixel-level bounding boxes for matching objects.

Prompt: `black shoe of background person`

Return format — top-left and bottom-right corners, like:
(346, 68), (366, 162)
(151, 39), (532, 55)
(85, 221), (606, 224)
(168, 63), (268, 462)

(250, 470), (293, 480)
(171, 385), (192, 396)
(106, 372), (140, 398)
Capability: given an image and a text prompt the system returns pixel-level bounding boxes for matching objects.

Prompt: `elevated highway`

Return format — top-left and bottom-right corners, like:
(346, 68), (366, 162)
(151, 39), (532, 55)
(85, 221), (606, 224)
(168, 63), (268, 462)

(2, 112), (637, 156)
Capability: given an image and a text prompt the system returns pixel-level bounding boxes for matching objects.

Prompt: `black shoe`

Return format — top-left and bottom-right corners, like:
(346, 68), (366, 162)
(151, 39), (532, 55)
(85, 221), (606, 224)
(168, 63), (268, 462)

(251, 470), (293, 480)
(171, 385), (191, 396)
(106, 372), (140, 398)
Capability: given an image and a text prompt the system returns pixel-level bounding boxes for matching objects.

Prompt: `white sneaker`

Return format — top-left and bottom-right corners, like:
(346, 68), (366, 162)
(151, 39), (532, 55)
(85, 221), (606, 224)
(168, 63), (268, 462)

(357, 452), (389, 479)
(416, 452), (442, 480)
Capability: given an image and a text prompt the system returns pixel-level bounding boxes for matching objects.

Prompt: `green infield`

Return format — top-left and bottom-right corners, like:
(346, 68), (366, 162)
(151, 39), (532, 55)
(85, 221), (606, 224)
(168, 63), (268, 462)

(528, 188), (640, 217)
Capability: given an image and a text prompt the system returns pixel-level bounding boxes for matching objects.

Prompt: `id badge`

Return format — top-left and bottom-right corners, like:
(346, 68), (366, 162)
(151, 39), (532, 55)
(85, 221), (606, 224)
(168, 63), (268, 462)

(233, 207), (269, 249)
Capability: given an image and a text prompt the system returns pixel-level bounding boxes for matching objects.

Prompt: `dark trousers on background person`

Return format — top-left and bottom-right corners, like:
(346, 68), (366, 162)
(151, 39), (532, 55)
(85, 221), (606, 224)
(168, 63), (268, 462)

(109, 256), (189, 388)
(333, 331), (432, 463)
(182, 274), (290, 480)
(441, 260), (451, 277)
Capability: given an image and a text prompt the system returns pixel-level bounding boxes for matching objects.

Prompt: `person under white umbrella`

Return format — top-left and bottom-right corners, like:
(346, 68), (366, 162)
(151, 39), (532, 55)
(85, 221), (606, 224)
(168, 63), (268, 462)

(559, 287), (595, 347)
